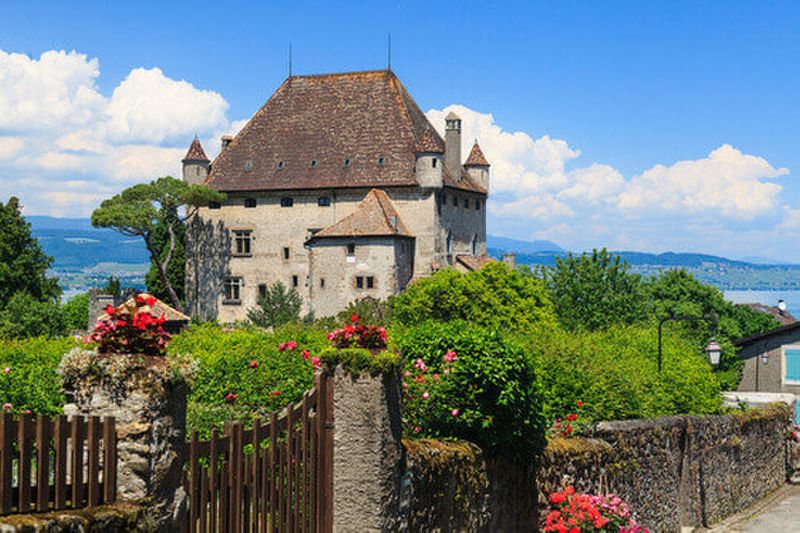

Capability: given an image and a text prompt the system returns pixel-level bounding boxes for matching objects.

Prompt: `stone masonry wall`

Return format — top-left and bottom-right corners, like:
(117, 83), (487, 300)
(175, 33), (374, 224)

(538, 405), (792, 532)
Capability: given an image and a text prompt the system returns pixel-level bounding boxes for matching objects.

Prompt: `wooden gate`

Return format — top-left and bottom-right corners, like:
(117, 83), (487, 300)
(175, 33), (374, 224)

(182, 372), (334, 532)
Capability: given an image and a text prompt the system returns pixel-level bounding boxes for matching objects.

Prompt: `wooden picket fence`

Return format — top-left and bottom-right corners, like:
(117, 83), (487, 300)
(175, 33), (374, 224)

(182, 372), (334, 533)
(0, 413), (116, 514)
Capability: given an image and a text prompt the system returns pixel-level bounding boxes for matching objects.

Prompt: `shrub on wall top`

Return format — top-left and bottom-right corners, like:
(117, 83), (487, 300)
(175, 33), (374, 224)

(397, 320), (546, 462)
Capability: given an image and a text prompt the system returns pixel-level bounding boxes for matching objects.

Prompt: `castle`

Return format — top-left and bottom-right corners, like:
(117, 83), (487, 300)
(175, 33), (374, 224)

(183, 70), (490, 321)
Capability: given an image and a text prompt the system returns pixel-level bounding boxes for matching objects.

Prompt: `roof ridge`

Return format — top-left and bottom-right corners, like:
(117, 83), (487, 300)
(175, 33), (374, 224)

(288, 69), (392, 80)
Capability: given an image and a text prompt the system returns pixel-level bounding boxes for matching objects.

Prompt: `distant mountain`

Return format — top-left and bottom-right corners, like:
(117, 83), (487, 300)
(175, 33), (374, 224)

(487, 235), (564, 254)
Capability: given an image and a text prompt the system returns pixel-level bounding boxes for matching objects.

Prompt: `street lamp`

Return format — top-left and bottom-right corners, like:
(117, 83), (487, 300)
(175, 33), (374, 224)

(658, 313), (719, 372)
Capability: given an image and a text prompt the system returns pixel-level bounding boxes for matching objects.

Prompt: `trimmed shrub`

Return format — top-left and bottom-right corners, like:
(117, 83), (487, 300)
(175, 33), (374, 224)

(168, 322), (328, 437)
(396, 321), (546, 461)
(390, 262), (555, 332)
(527, 324), (723, 424)
(0, 336), (76, 414)
(62, 292), (89, 332)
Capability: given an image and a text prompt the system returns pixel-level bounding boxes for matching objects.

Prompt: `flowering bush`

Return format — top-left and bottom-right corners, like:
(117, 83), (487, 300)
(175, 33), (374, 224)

(84, 294), (171, 355)
(397, 320), (546, 458)
(544, 486), (649, 532)
(547, 400), (590, 439)
(326, 313), (387, 351)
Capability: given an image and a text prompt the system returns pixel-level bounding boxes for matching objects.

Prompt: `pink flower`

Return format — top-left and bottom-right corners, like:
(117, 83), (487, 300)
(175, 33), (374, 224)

(451, 409), (459, 417)
(422, 392), (430, 400)
(432, 373), (439, 380)
(225, 393), (237, 404)
(402, 382), (409, 389)
(2, 403), (11, 410)
(403, 370), (411, 378)
(413, 426), (422, 434)
(287, 341), (298, 350)
(443, 351), (457, 363)
(3, 367), (9, 374)
(249, 361), (259, 369)
(311, 356), (321, 369)
(278, 342), (287, 351)
(302, 349), (311, 361)
(413, 358), (427, 371)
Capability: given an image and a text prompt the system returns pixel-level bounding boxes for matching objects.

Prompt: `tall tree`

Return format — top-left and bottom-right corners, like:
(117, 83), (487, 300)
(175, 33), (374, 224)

(547, 248), (644, 332)
(0, 197), (60, 304)
(145, 206), (186, 305)
(247, 282), (302, 328)
(91, 177), (224, 312)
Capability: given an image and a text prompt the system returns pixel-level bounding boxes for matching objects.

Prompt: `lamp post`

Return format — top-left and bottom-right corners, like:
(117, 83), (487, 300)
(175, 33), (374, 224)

(658, 313), (720, 373)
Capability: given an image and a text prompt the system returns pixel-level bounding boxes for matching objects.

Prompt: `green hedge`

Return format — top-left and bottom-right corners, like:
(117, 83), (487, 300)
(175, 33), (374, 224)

(168, 323), (328, 437)
(526, 324), (723, 423)
(0, 336), (75, 414)
(396, 321), (546, 461)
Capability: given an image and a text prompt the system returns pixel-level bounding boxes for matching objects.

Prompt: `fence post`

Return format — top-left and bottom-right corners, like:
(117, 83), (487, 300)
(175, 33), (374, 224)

(330, 365), (403, 532)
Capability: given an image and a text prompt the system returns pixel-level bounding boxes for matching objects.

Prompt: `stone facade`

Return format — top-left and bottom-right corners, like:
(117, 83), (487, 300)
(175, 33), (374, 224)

(184, 70), (490, 322)
(538, 406), (792, 531)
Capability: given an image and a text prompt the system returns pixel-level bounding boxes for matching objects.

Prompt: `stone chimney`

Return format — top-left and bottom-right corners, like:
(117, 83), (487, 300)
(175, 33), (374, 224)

(445, 112), (462, 177)
(502, 253), (516, 270)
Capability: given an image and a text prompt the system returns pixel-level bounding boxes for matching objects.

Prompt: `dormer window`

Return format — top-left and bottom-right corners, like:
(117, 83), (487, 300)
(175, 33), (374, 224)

(244, 160), (253, 171)
(310, 160), (317, 168)
(378, 157), (385, 166)
(318, 196), (331, 207)
(280, 197), (294, 208)
(209, 201), (221, 209)
(244, 198), (257, 208)
(277, 161), (285, 169)
(344, 158), (351, 167)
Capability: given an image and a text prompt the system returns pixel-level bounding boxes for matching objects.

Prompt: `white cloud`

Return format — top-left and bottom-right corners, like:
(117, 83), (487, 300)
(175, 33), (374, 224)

(0, 49), (236, 215)
(618, 144), (787, 219)
(426, 104), (795, 260)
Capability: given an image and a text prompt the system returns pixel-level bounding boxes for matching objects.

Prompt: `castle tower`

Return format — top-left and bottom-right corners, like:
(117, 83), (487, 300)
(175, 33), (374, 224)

(444, 111), (462, 178)
(415, 128), (445, 188)
(182, 138), (210, 185)
(464, 141), (490, 192)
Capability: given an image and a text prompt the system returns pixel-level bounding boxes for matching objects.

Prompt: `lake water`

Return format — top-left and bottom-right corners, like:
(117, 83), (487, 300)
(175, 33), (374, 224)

(724, 290), (800, 316)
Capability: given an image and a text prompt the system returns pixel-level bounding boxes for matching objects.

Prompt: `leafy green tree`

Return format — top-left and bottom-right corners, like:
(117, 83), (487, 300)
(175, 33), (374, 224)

(145, 206), (186, 304)
(0, 197), (60, 304)
(337, 297), (391, 326)
(642, 269), (780, 389)
(0, 293), (65, 339)
(61, 293), (89, 332)
(246, 282), (302, 328)
(91, 177), (224, 312)
(546, 248), (644, 332)
(390, 262), (555, 332)
(103, 276), (121, 297)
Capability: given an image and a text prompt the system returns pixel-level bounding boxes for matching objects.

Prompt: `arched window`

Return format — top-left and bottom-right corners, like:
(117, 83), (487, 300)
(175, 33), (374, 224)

(471, 234), (477, 255)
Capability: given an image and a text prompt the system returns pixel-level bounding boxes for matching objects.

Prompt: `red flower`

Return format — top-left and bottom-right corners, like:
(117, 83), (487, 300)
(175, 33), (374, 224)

(350, 313), (358, 323)
(105, 304), (116, 316)
(225, 393), (237, 403)
(550, 492), (567, 504)
(271, 390), (280, 396)
(576, 400), (584, 406)
(249, 361), (259, 369)
(302, 349), (311, 361)
(566, 413), (578, 421)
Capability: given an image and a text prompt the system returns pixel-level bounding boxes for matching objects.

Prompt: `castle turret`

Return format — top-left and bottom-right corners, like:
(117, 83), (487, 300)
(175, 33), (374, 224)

(444, 111), (462, 178)
(464, 141), (490, 192)
(182, 138), (210, 185)
(415, 128), (444, 188)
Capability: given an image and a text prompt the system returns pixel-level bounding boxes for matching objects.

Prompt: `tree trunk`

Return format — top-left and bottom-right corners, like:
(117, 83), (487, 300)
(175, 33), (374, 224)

(143, 233), (184, 313)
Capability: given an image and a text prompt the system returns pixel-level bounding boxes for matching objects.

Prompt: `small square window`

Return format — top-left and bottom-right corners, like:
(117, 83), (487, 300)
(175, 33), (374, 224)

(366, 276), (374, 289)
(233, 230), (252, 256)
(475, 200), (481, 211)
(292, 275), (299, 288)
(283, 247), (290, 260)
(356, 276), (364, 289)
(343, 158), (351, 167)
(281, 197), (294, 208)
(244, 198), (257, 208)
(318, 196), (331, 207)
(320, 278), (326, 289)
(310, 160), (317, 168)
(347, 243), (356, 256)
(209, 201), (221, 209)
(224, 277), (242, 303)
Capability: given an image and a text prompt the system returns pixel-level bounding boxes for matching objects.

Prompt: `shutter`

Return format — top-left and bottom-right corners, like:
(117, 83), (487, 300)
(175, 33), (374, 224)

(785, 348), (800, 382)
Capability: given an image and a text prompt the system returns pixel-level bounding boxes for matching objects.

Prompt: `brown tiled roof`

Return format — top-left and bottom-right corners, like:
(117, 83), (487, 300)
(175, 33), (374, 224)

(207, 70), (448, 192)
(465, 142), (490, 167)
(310, 189), (412, 240)
(455, 254), (496, 271)
(183, 138), (209, 162)
(416, 128), (445, 153)
(98, 294), (191, 323)
(443, 164), (487, 194)
(742, 303), (797, 326)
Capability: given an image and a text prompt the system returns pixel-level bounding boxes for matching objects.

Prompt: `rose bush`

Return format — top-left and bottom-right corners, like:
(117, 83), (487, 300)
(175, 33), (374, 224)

(84, 294), (171, 355)
(544, 486), (649, 532)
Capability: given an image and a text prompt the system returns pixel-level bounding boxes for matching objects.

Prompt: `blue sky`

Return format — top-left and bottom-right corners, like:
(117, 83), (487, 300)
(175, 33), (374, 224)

(1, 1), (799, 261)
